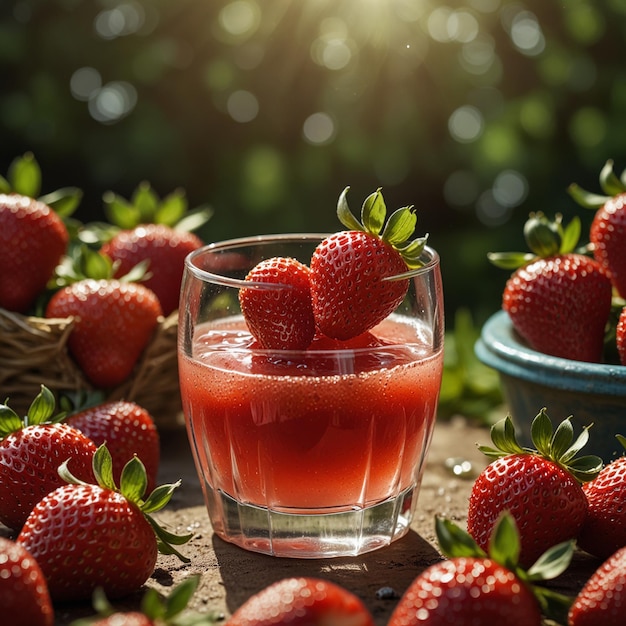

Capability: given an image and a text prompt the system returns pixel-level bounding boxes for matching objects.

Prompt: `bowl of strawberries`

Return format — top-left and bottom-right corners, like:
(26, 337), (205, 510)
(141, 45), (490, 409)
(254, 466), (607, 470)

(476, 160), (626, 462)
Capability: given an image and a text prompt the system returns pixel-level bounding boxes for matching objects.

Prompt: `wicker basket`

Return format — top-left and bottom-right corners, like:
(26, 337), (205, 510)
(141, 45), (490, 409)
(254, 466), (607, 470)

(0, 308), (183, 430)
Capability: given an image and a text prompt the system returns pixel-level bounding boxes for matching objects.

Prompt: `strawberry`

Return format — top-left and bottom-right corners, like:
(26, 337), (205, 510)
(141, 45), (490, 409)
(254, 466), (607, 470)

(568, 545), (626, 626)
(616, 306), (626, 364)
(310, 187), (427, 340)
(388, 514), (573, 626)
(0, 193), (68, 313)
(226, 577), (375, 626)
(568, 159), (626, 298)
(239, 256), (316, 350)
(0, 385), (96, 531)
(45, 278), (162, 388)
(67, 400), (160, 493)
(0, 537), (54, 626)
(489, 212), (612, 362)
(467, 409), (602, 568)
(577, 434), (626, 560)
(17, 444), (192, 602)
(77, 576), (222, 625)
(101, 224), (203, 316)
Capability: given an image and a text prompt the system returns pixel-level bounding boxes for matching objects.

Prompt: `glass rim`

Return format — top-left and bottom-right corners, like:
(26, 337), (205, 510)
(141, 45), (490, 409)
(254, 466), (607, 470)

(185, 233), (440, 289)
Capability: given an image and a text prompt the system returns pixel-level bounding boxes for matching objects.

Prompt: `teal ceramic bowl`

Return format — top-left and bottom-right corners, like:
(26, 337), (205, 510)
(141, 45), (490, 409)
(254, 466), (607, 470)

(475, 310), (626, 462)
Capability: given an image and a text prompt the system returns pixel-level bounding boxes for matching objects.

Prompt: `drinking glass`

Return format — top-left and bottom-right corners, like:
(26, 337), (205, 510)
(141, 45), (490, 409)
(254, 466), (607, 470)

(178, 234), (444, 558)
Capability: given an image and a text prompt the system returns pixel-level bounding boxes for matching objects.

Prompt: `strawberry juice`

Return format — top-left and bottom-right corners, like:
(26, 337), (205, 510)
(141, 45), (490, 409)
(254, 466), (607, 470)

(178, 234), (444, 557)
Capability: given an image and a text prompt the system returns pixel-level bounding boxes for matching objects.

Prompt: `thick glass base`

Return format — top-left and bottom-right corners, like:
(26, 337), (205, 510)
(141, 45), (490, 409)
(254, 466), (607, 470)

(203, 483), (416, 558)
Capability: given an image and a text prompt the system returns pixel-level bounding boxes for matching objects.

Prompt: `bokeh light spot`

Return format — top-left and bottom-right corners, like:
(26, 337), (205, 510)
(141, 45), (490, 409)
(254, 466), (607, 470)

(492, 170), (528, 207)
(218, 0), (261, 40)
(303, 112), (336, 145)
(70, 67), (102, 101)
(448, 105), (484, 143)
(509, 11), (545, 56)
(569, 107), (607, 148)
(88, 81), (137, 124)
(227, 90), (259, 123)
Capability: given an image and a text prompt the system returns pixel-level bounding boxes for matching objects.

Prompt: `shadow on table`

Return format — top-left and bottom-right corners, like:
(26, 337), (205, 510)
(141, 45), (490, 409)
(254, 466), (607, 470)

(213, 529), (441, 622)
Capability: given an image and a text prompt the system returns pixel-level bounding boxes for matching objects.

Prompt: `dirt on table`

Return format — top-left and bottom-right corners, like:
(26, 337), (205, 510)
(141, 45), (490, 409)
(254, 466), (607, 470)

(3, 416), (602, 625)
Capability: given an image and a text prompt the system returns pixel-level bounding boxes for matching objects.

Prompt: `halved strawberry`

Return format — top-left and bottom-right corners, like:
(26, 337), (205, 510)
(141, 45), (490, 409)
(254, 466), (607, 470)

(310, 187), (427, 340)
(226, 577), (375, 625)
(239, 256), (316, 350)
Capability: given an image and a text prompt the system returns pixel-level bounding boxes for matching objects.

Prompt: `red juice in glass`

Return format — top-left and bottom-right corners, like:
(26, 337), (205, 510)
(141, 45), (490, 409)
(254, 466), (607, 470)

(178, 235), (444, 558)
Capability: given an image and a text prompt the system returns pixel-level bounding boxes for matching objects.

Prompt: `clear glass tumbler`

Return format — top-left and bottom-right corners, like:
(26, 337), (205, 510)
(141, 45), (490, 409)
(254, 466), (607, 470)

(178, 234), (444, 558)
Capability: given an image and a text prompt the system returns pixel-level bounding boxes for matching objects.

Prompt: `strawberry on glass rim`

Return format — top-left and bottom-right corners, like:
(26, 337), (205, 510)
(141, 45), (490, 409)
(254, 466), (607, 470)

(310, 186), (427, 340)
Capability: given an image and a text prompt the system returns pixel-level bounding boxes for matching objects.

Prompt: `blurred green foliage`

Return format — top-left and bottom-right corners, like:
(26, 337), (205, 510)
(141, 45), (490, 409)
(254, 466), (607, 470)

(1, 0), (625, 421)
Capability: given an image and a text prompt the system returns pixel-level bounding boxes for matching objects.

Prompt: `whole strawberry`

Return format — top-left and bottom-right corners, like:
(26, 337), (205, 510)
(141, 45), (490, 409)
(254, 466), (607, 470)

(67, 400), (160, 493)
(17, 444), (192, 602)
(226, 577), (375, 626)
(46, 278), (162, 388)
(101, 224), (203, 316)
(577, 434), (626, 560)
(388, 514), (573, 626)
(75, 576), (222, 625)
(0, 537), (54, 626)
(568, 159), (626, 298)
(239, 256), (316, 350)
(568, 545), (626, 626)
(310, 187), (427, 340)
(0, 385), (96, 531)
(489, 212), (612, 362)
(0, 193), (68, 312)
(467, 409), (602, 568)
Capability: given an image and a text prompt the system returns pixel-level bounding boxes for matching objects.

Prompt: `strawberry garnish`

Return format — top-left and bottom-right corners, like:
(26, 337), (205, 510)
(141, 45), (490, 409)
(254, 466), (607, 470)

(310, 187), (427, 340)
(239, 256), (316, 350)
(46, 278), (162, 388)
(226, 577), (375, 625)
(0, 193), (68, 313)
(568, 545), (626, 626)
(17, 444), (192, 602)
(0, 537), (54, 626)
(489, 212), (612, 362)
(577, 434), (626, 561)
(467, 409), (602, 568)
(389, 514), (573, 626)
(0, 385), (96, 531)
(67, 400), (160, 493)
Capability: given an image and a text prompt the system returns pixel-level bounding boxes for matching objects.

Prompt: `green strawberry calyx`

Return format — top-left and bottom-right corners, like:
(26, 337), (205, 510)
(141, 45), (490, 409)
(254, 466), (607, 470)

(70, 576), (223, 625)
(568, 158), (626, 208)
(0, 385), (66, 439)
(59, 444), (193, 563)
(436, 513), (574, 623)
(478, 408), (603, 483)
(488, 212), (582, 270)
(337, 186), (428, 271)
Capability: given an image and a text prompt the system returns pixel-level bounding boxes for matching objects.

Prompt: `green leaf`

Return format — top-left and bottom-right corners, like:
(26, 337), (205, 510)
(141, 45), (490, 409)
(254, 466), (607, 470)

(175, 206), (212, 233)
(530, 409), (553, 456)
(141, 481), (182, 514)
(93, 444), (116, 490)
(566, 183), (608, 209)
(489, 512), (520, 569)
(487, 251), (536, 270)
(26, 385), (57, 426)
(119, 456), (148, 503)
(382, 206), (416, 246)
(163, 575), (200, 619)
(616, 434), (626, 452)
(155, 188), (187, 226)
(550, 418), (575, 460)
(141, 588), (166, 621)
(132, 181), (159, 223)
(567, 454), (603, 483)
(490, 415), (525, 455)
(361, 188), (386, 235)
(0, 405), (24, 438)
(145, 514), (192, 562)
(39, 187), (83, 218)
(526, 541), (574, 582)
(103, 191), (141, 229)
(336, 186), (363, 231)
(599, 159), (626, 196)
(559, 425), (591, 464)
(8, 152), (41, 197)
(560, 216), (581, 255)
(435, 516), (486, 559)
